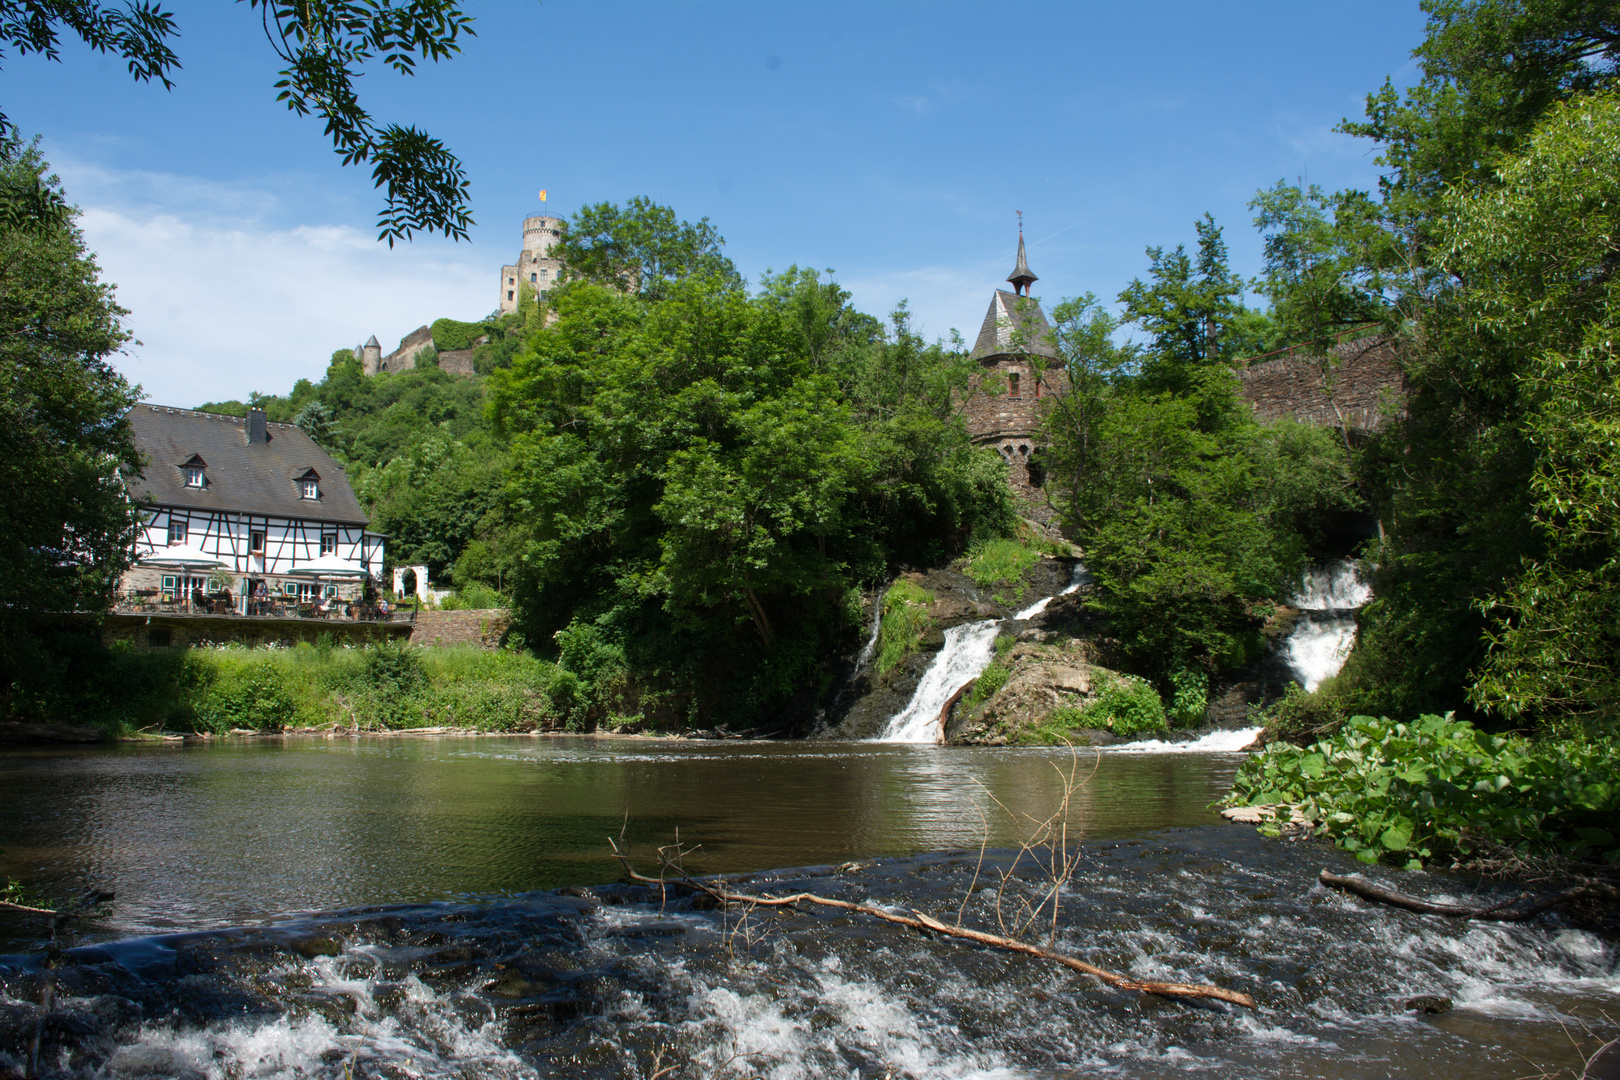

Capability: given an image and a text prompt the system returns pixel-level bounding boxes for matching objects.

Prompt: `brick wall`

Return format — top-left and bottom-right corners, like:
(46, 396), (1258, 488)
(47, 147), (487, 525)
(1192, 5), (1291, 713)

(408, 609), (510, 649)
(1238, 333), (1406, 432)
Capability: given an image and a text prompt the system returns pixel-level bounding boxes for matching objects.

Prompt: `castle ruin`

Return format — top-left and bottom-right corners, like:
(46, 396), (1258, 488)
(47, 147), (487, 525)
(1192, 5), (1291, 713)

(498, 214), (565, 314)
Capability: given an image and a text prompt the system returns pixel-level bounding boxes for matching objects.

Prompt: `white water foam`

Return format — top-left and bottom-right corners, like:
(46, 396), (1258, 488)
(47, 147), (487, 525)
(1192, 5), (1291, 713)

(874, 619), (1003, 743)
(1011, 561), (1090, 621)
(1283, 559), (1369, 691)
(1287, 613), (1358, 692)
(876, 563), (1090, 745)
(1105, 726), (1265, 753)
(1292, 560), (1371, 610)
(855, 585), (886, 672)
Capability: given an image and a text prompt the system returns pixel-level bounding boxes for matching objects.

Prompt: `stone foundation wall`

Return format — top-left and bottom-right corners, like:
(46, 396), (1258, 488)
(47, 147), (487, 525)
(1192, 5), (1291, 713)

(408, 609), (510, 649)
(1238, 333), (1406, 432)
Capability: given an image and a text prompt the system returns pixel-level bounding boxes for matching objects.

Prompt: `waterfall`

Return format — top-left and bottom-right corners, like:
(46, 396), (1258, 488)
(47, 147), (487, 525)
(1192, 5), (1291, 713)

(873, 563), (1089, 744)
(1284, 559), (1368, 692)
(853, 585), (886, 673)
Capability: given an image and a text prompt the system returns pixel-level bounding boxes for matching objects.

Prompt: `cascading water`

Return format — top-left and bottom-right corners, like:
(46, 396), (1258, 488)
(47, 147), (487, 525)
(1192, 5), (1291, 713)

(854, 584), (886, 673)
(9, 831), (1614, 1079)
(1285, 559), (1369, 692)
(873, 619), (1004, 743)
(874, 564), (1089, 744)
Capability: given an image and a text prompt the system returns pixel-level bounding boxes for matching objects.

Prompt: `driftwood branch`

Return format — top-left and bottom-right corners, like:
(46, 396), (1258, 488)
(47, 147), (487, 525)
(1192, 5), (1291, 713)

(610, 840), (1253, 1008)
(1320, 870), (1620, 922)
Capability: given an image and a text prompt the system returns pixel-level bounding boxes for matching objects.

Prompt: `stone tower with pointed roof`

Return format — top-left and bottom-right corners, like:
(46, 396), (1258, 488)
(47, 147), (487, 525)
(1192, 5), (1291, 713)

(961, 229), (1065, 513)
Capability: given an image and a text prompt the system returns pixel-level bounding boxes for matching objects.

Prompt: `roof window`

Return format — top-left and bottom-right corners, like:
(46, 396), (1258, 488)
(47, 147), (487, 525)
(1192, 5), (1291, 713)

(181, 454), (207, 488)
(297, 468), (321, 500)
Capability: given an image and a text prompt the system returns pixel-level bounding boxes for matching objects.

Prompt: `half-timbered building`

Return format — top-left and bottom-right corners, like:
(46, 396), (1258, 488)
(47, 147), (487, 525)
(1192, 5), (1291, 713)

(119, 405), (385, 612)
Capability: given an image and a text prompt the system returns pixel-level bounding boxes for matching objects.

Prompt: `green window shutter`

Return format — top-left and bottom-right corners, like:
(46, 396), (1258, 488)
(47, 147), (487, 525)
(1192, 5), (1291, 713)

(162, 575), (176, 591)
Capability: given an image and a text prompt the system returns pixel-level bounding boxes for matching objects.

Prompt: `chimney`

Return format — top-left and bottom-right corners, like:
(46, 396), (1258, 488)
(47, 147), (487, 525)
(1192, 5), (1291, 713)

(246, 407), (269, 445)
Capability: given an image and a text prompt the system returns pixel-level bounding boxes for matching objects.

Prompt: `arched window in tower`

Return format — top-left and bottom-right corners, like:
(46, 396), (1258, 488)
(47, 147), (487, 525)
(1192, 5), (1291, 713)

(1008, 372), (1021, 398)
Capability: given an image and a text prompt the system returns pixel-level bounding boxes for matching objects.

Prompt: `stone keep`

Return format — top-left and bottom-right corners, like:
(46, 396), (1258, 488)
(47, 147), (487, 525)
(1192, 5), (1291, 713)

(498, 215), (565, 314)
(961, 232), (1066, 510)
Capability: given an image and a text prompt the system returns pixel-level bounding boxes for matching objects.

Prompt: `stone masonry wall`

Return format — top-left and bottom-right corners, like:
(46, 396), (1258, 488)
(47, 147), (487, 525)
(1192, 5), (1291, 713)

(1238, 333), (1406, 432)
(408, 609), (510, 649)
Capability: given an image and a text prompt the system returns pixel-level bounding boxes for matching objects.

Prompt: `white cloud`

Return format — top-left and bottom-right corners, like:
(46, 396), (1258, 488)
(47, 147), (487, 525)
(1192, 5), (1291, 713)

(53, 157), (494, 407)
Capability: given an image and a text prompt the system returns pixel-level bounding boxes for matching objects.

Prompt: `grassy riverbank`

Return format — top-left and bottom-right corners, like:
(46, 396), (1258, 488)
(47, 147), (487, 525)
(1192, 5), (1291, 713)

(12, 637), (581, 736)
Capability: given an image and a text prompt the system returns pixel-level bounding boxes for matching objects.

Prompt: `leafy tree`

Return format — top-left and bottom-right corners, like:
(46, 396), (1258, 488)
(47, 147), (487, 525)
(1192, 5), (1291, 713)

(0, 1), (480, 244)
(554, 197), (740, 298)
(1438, 93), (1620, 727)
(1035, 292), (1137, 529)
(490, 265), (1009, 721)
(1249, 182), (1393, 351)
(1117, 213), (1246, 395)
(0, 136), (141, 709)
(1339, 0), (1620, 271)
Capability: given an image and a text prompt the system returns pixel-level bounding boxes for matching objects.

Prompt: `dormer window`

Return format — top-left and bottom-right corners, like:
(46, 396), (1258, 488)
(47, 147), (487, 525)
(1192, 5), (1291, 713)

(181, 454), (207, 488)
(297, 468), (321, 500)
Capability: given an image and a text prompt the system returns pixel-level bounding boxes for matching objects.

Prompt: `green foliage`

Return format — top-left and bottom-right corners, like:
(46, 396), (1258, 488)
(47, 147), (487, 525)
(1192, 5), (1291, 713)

(553, 197), (739, 297)
(1167, 668), (1209, 728)
(964, 659), (1011, 712)
(1117, 213), (1248, 394)
(875, 579), (933, 676)
(1227, 714), (1620, 869)
(0, 3), (479, 243)
(437, 583), (505, 611)
(0, 137), (142, 709)
(963, 537), (1041, 589)
(1041, 673), (1167, 742)
(430, 316), (487, 352)
(1434, 93), (1620, 727)
(1248, 181), (1392, 351)
(193, 660), (297, 733)
(1064, 386), (1358, 684)
(490, 265), (1008, 722)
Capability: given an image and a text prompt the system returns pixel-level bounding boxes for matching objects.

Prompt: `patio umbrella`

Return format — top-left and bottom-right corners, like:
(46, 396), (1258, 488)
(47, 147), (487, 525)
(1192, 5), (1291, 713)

(286, 555), (370, 614)
(135, 543), (226, 570)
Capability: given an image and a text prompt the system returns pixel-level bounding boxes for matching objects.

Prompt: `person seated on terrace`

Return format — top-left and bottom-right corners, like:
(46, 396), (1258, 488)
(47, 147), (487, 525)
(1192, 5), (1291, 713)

(252, 581), (268, 615)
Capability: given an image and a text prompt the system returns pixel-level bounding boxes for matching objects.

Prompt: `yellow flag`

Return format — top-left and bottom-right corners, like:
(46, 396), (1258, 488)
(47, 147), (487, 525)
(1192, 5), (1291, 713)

(538, 189), (547, 202)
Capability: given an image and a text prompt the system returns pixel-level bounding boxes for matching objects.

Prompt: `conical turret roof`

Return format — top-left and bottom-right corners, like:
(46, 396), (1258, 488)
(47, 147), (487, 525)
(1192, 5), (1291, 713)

(1006, 231), (1037, 295)
(970, 290), (1057, 362)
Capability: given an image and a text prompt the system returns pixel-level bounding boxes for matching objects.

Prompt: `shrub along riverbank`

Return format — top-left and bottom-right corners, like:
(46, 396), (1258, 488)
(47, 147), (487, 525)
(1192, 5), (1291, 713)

(1226, 714), (1620, 872)
(9, 636), (581, 736)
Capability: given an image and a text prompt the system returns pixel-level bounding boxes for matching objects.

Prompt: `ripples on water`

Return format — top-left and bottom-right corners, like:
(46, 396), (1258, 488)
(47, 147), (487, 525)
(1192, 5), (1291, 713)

(2, 832), (1615, 1078)
(0, 738), (1615, 1077)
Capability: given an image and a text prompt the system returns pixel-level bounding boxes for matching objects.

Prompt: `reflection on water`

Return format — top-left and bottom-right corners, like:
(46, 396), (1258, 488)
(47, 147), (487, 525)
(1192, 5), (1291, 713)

(0, 736), (1242, 941)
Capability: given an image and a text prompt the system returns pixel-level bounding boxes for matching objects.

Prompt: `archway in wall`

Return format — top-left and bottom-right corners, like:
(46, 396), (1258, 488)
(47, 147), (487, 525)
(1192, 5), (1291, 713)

(401, 568), (418, 596)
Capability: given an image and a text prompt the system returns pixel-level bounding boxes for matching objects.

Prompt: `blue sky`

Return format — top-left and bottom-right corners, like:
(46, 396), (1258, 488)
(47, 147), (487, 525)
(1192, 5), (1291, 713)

(8, 1), (1427, 406)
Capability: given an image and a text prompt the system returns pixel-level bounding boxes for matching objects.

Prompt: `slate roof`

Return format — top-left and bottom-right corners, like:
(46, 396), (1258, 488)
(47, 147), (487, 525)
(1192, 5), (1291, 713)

(970, 290), (1058, 362)
(124, 405), (369, 525)
(1007, 232), (1037, 291)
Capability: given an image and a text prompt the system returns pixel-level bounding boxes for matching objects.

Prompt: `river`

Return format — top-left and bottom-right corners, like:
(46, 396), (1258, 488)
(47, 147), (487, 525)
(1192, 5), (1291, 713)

(0, 737), (1615, 1077)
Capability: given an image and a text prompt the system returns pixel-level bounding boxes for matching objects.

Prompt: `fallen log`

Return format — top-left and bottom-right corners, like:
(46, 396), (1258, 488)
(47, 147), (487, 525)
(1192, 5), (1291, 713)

(611, 841), (1253, 1008)
(1319, 869), (1620, 922)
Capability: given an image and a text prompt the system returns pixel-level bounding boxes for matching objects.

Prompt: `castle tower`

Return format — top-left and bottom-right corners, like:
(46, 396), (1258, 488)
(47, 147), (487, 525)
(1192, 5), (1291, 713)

(499, 214), (566, 314)
(961, 227), (1065, 509)
(359, 334), (383, 376)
